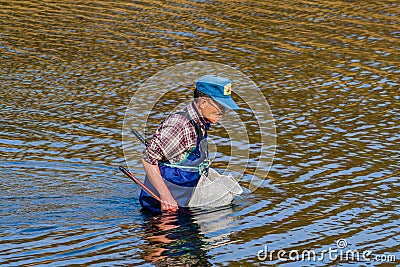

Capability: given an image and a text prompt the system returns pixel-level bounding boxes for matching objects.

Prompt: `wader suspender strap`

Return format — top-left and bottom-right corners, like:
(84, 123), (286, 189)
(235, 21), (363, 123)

(176, 111), (205, 144)
(159, 111), (210, 175)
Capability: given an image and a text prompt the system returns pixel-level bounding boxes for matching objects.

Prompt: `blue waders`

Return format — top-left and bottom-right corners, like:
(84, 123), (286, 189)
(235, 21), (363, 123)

(139, 111), (209, 213)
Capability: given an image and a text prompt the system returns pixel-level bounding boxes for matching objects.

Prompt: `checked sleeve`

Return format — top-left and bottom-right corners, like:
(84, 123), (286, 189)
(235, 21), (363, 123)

(142, 114), (197, 165)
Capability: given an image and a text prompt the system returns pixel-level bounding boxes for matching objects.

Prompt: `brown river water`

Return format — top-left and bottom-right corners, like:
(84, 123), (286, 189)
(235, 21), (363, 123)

(0, 1), (399, 266)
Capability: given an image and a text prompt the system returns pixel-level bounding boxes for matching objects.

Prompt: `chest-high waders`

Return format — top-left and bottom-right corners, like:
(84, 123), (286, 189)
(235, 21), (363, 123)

(139, 111), (210, 213)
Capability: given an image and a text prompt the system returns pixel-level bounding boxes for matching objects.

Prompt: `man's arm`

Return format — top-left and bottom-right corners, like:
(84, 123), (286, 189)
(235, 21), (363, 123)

(141, 158), (178, 212)
(141, 113), (196, 212)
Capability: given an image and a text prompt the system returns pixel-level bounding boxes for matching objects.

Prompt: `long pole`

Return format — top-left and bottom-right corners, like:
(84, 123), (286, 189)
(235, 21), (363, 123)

(119, 166), (161, 203)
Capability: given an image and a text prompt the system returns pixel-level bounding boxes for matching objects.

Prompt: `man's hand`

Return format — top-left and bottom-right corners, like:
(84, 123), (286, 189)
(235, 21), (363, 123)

(160, 193), (178, 212)
(142, 158), (179, 213)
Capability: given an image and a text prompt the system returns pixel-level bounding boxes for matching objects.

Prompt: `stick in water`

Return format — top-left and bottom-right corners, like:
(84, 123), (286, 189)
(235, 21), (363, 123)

(119, 166), (161, 202)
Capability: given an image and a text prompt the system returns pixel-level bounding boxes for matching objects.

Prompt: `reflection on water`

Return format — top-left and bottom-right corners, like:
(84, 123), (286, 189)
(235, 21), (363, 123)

(139, 206), (244, 266)
(1, 0), (399, 266)
(140, 212), (210, 266)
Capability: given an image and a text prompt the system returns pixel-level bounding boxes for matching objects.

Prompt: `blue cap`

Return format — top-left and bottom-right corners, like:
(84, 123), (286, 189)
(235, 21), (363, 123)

(196, 75), (239, 110)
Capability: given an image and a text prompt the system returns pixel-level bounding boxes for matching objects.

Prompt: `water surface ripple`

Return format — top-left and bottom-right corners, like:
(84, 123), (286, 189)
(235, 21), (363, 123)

(1, 0), (399, 266)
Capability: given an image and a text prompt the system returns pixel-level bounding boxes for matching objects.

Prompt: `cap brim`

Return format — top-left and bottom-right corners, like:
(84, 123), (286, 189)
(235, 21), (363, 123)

(212, 96), (239, 110)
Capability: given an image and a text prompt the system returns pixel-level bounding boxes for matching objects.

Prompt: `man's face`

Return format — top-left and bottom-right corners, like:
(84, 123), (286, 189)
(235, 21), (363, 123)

(202, 98), (227, 123)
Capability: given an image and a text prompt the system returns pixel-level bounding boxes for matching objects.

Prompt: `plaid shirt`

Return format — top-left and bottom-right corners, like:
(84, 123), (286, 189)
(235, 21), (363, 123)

(143, 102), (208, 165)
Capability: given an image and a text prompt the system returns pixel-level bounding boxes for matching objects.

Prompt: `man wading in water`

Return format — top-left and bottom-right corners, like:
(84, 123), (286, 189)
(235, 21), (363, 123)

(140, 75), (239, 213)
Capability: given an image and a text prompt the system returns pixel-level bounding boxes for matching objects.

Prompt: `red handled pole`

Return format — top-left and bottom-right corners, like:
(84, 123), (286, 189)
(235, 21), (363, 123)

(119, 166), (161, 203)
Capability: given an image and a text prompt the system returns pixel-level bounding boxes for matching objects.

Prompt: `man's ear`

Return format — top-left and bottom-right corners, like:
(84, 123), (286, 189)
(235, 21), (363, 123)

(199, 97), (208, 109)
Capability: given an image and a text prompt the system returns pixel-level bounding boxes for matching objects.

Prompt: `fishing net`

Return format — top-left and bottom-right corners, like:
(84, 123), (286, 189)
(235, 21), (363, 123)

(188, 168), (243, 207)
